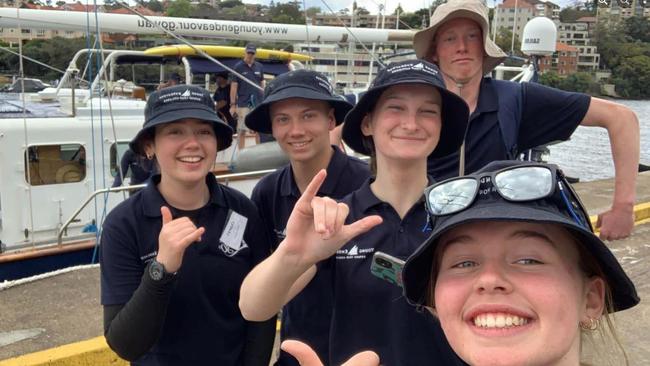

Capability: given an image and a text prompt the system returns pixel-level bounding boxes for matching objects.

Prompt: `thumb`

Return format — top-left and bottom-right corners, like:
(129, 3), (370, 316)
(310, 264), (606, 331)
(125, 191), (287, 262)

(161, 206), (173, 225)
(281, 340), (323, 366)
(342, 215), (383, 241)
(342, 351), (380, 366)
(595, 213), (603, 229)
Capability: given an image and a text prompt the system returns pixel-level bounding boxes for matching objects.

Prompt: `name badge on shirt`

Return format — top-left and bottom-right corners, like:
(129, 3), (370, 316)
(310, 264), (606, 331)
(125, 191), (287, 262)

(218, 210), (249, 257)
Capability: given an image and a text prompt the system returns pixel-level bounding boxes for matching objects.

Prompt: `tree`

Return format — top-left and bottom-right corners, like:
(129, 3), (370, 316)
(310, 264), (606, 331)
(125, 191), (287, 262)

(559, 72), (592, 93)
(559, 7), (594, 23)
(613, 55), (650, 99)
(398, 12), (422, 29)
(166, 0), (191, 17)
(220, 0), (243, 8)
(623, 16), (650, 43)
(539, 71), (561, 89)
(145, 0), (164, 13)
(495, 27), (520, 55)
(269, 2), (304, 24)
(305, 6), (321, 17)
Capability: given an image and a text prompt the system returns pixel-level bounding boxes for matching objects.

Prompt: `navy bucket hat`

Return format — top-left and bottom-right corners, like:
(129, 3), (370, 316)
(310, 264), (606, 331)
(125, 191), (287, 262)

(245, 69), (353, 134)
(342, 60), (469, 158)
(129, 85), (233, 155)
(402, 160), (639, 313)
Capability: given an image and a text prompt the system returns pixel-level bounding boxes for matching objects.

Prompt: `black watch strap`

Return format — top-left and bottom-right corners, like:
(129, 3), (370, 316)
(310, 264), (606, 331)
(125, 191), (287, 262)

(148, 259), (177, 283)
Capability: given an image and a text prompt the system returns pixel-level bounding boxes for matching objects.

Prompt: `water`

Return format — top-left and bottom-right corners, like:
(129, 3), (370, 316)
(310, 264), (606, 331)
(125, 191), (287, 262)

(546, 99), (650, 181)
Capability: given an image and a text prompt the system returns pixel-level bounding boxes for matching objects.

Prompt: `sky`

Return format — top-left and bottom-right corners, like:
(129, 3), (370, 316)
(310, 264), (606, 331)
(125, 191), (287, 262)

(243, 0), (582, 15)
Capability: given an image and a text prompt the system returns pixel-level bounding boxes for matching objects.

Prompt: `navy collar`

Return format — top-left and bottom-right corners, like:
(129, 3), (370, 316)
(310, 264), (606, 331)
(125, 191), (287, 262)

(352, 175), (434, 214)
(142, 174), (228, 217)
(280, 146), (347, 198)
(472, 77), (499, 118)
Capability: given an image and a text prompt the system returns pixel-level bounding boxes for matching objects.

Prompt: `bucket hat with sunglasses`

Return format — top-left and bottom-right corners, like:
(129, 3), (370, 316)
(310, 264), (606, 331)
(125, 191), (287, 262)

(402, 160), (639, 312)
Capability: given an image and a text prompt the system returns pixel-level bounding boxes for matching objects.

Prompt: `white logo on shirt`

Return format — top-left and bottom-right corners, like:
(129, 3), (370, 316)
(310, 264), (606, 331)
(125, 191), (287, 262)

(336, 244), (374, 260)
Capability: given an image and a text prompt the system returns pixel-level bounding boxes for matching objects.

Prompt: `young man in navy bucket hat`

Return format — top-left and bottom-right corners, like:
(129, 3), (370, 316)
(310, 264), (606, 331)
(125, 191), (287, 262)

(101, 84), (275, 366)
(240, 60), (469, 365)
(245, 69), (370, 365)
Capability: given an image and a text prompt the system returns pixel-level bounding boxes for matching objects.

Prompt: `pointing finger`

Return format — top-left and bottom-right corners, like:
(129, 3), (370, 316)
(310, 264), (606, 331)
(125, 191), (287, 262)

(296, 170), (327, 208)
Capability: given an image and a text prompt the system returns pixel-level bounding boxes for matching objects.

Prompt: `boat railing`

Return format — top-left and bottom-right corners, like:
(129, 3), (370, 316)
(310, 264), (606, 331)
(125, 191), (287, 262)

(56, 168), (278, 246)
(56, 184), (145, 246)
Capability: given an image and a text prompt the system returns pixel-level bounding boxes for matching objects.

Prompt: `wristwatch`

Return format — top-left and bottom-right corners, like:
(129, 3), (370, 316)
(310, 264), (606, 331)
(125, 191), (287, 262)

(148, 258), (176, 282)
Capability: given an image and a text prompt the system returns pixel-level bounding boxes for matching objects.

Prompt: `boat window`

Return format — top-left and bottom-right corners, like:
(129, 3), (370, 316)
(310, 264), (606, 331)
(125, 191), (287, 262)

(24, 144), (86, 185)
(110, 142), (132, 178)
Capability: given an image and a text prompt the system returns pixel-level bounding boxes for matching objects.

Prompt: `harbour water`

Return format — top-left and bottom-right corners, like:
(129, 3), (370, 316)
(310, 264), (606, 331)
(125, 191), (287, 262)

(547, 99), (650, 181)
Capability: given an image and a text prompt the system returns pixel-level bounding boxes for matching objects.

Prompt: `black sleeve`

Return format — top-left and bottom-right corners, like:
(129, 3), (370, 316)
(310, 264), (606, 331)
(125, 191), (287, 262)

(113, 150), (134, 187)
(103, 268), (176, 361)
(517, 82), (591, 151)
(242, 316), (277, 366)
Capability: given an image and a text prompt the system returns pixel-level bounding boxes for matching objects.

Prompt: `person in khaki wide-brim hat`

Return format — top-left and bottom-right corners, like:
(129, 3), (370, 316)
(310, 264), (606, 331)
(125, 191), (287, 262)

(418, 0), (640, 244)
(413, 0), (506, 75)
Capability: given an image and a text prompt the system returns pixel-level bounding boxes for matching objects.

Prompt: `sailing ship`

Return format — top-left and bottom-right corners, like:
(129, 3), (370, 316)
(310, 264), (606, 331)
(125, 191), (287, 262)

(0, 7), (418, 282)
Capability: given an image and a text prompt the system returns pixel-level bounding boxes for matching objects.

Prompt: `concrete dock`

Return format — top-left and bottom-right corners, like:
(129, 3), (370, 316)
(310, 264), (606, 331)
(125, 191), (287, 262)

(1, 172), (650, 365)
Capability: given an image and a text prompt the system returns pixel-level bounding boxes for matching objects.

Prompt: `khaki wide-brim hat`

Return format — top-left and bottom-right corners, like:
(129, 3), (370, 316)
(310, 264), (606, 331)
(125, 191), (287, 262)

(413, 0), (507, 74)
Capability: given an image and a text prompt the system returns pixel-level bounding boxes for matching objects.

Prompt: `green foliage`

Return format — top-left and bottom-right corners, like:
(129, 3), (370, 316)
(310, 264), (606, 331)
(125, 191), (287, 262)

(305, 7), (321, 17)
(145, 0), (164, 13)
(558, 72), (593, 93)
(220, 0), (243, 8)
(495, 27), (520, 55)
(558, 7), (594, 23)
(269, 2), (304, 24)
(398, 12), (422, 29)
(0, 37), (91, 81)
(612, 55), (650, 99)
(166, 0), (192, 18)
(623, 16), (650, 43)
(595, 19), (650, 98)
(539, 71), (561, 89)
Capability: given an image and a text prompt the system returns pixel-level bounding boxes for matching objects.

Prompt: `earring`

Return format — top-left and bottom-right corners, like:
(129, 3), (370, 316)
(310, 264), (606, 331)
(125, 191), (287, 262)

(579, 317), (600, 331)
(146, 153), (154, 160)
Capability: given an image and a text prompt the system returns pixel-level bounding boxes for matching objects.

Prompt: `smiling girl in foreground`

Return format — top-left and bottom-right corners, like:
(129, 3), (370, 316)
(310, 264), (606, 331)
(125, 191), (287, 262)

(402, 160), (640, 366)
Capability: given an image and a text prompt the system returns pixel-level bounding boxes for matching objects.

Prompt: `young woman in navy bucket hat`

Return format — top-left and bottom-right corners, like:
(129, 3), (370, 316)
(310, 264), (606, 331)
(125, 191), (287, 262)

(401, 160), (639, 366)
(239, 60), (471, 365)
(100, 85), (275, 365)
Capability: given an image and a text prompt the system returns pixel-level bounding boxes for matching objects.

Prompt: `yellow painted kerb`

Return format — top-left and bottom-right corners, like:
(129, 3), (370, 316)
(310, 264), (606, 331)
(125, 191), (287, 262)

(0, 337), (126, 366)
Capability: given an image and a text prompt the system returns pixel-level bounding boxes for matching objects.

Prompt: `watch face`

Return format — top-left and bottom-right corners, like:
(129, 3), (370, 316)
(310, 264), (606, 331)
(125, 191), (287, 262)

(149, 261), (164, 281)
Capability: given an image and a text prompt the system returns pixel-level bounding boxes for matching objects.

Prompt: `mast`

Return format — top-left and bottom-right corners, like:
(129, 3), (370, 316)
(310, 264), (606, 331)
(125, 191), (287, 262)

(0, 8), (415, 44)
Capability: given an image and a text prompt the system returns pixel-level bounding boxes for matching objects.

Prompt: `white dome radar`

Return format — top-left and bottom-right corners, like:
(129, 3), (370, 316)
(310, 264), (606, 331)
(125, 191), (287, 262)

(521, 17), (557, 56)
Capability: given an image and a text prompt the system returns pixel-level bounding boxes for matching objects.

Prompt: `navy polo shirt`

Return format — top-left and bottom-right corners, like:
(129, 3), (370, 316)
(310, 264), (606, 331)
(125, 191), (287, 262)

(327, 179), (464, 366)
(427, 78), (591, 180)
(233, 60), (264, 108)
(101, 174), (271, 366)
(251, 146), (370, 366)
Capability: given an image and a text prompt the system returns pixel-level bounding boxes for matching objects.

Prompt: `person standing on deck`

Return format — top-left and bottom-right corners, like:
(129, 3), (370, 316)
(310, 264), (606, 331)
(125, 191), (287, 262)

(230, 43), (265, 150)
(414, 0), (640, 240)
(240, 60), (470, 366)
(245, 69), (370, 365)
(213, 72), (237, 131)
(100, 85), (275, 366)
